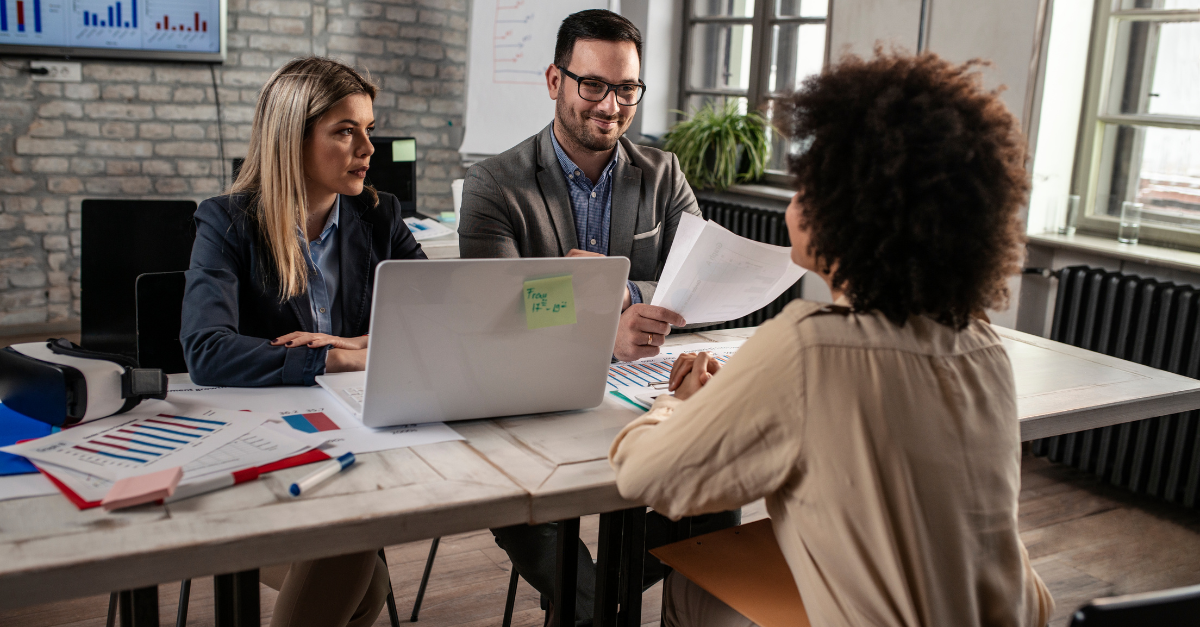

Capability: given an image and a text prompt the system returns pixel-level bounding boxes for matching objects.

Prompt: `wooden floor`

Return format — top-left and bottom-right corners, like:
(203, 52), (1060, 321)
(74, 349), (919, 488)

(4, 454), (1200, 627)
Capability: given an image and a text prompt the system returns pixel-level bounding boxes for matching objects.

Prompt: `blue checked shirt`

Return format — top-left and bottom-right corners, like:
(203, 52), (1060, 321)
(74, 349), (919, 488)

(550, 128), (643, 305)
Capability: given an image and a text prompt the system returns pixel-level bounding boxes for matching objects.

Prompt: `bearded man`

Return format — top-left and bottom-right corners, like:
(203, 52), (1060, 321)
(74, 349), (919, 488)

(458, 8), (700, 363)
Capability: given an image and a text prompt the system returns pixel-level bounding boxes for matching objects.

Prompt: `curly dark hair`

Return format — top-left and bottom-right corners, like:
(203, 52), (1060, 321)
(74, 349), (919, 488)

(786, 50), (1028, 330)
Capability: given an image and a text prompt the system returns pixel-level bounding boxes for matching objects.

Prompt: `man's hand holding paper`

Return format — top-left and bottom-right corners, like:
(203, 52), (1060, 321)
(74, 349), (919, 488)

(650, 213), (806, 325)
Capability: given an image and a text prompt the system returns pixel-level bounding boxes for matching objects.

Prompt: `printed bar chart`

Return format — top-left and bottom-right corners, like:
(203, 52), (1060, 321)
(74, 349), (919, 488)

(79, 0), (136, 27)
(282, 412), (340, 434)
(2, 0), (42, 32)
(155, 11), (203, 31)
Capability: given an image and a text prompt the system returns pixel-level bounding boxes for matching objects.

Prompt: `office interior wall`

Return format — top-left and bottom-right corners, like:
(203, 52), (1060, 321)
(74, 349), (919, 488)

(0, 0), (469, 328)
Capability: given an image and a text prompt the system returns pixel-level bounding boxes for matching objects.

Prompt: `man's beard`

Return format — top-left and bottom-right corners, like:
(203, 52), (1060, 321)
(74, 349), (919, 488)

(556, 96), (626, 152)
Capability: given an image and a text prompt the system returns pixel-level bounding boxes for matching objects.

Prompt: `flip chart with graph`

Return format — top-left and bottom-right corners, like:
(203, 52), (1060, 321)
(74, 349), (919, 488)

(459, 0), (605, 157)
(2, 408), (260, 480)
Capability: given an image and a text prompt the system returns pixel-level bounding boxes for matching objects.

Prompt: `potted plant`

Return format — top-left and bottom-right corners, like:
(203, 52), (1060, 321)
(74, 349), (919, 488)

(664, 100), (773, 192)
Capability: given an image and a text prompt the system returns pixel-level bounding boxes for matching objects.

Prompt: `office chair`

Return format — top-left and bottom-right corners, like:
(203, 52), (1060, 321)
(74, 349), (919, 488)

(81, 199), (197, 359)
(135, 272), (189, 373)
(410, 537), (522, 626)
(1069, 583), (1200, 625)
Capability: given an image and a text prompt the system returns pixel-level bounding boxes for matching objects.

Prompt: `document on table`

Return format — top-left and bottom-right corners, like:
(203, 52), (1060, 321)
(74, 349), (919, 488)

(1, 408), (262, 481)
(29, 418), (329, 505)
(606, 341), (745, 391)
(164, 381), (464, 453)
(0, 472), (58, 502)
(651, 213), (806, 325)
(404, 217), (455, 241)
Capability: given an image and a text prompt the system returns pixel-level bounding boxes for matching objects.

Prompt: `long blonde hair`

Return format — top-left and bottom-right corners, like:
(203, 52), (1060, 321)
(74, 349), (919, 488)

(232, 57), (378, 302)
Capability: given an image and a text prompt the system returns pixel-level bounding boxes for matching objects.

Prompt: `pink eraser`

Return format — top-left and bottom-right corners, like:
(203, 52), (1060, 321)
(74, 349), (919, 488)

(102, 466), (184, 511)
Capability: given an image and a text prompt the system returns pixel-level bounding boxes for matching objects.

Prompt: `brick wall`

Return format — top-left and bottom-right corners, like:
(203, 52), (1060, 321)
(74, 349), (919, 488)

(0, 0), (468, 329)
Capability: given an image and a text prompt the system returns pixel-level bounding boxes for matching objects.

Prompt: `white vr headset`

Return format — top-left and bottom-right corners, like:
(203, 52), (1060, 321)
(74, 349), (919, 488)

(0, 339), (168, 427)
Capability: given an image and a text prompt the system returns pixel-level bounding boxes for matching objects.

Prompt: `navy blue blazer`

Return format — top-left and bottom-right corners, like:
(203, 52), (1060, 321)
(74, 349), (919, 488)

(182, 191), (426, 387)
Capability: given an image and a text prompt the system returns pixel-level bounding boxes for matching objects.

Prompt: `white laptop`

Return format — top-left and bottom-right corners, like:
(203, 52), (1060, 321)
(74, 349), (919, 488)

(316, 257), (628, 426)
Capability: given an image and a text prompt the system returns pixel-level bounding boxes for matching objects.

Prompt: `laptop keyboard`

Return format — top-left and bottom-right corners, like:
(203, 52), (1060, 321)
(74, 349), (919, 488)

(346, 387), (365, 404)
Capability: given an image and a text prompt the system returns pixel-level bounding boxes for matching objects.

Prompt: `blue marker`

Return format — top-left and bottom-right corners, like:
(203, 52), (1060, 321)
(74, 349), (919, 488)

(289, 452), (355, 497)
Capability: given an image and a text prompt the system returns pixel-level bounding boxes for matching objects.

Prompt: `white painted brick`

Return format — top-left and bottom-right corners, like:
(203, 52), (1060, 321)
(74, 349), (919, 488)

(31, 157), (70, 173)
(15, 138), (81, 155)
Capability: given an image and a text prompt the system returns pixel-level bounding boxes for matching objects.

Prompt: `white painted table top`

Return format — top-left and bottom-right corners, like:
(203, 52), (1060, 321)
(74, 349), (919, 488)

(3, 323), (1198, 610)
(0, 419), (528, 610)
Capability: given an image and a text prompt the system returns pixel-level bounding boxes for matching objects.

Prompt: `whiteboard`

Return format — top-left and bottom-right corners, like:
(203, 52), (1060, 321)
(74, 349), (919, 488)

(459, 0), (608, 158)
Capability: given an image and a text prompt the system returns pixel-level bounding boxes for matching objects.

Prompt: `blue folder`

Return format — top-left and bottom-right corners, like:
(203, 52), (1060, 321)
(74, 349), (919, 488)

(0, 402), (52, 476)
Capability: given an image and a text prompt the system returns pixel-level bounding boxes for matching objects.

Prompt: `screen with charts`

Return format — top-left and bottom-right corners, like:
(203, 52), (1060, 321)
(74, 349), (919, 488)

(0, 0), (223, 61)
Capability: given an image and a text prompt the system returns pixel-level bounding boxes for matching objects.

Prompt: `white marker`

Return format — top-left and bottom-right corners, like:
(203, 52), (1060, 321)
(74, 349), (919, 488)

(289, 452), (356, 497)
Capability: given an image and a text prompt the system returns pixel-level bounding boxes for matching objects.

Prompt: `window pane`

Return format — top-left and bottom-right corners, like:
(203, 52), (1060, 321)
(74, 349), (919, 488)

(763, 99), (799, 173)
(688, 23), (754, 91)
(1094, 124), (1200, 231)
(775, 0), (828, 18)
(1108, 19), (1200, 118)
(1118, 0), (1200, 9)
(685, 94), (749, 116)
(1147, 21), (1200, 117)
(693, 0), (755, 18)
(767, 23), (826, 94)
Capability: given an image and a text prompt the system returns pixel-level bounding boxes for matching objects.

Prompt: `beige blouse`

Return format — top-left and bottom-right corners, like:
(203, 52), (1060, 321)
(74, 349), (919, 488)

(609, 299), (1053, 627)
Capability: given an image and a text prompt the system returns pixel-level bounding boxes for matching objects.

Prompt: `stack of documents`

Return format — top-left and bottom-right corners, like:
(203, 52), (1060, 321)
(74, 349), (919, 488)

(404, 217), (455, 241)
(1, 408), (331, 508)
(652, 213), (805, 325)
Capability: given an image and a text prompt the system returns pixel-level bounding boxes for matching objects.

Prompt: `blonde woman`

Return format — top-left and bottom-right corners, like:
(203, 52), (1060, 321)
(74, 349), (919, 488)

(182, 57), (422, 627)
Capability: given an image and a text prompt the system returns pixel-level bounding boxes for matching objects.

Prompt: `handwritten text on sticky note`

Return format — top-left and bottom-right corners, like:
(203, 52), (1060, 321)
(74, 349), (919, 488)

(524, 275), (577, 330)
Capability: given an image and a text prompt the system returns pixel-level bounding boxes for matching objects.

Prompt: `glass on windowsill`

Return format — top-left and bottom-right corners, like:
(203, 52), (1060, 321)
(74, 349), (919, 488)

(1119, 201), (1143, 245)
(1063, 195), (1080, 236)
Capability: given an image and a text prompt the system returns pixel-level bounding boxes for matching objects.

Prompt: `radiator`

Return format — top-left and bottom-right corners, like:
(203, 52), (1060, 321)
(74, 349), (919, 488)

(1031, 265), (1200, 507)
(691, 197), (803, 331)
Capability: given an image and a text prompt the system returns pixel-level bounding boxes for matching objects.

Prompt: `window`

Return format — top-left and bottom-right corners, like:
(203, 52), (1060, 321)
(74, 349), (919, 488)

(679, 0), (830, 176)
(1074, 1), (1200, 247)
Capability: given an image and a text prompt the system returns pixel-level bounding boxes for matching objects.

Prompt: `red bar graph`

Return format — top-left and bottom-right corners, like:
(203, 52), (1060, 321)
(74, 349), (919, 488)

(155, 12), (202, 31)
(16, 1), (24, 29)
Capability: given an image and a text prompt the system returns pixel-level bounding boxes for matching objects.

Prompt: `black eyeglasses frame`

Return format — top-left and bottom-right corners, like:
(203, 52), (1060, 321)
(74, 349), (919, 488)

(556, 66), (647, 106)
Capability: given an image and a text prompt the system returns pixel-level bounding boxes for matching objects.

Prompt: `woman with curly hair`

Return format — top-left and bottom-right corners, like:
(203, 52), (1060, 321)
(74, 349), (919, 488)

(608, 50), (1054, 627)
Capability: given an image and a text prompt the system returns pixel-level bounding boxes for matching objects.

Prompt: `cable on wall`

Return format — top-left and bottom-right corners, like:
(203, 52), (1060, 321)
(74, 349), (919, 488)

(209, 63), (227, 192)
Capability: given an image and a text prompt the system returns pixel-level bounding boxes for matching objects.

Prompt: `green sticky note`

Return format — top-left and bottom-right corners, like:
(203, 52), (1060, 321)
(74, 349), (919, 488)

(524, 275), (577, 330)
(392, 139), (416, 162)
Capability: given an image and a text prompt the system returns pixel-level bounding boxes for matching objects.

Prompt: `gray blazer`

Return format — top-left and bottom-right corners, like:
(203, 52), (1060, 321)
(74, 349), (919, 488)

(458, 123), (701, 304)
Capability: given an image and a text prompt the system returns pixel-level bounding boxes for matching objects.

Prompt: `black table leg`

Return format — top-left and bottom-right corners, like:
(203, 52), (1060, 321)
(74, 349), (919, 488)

(554, 517), (580, 627)
(214, 570), (260, 627)
(617, 507), (646, 627)
(119, 586), (159, 627)
(593, 511), (624, 626)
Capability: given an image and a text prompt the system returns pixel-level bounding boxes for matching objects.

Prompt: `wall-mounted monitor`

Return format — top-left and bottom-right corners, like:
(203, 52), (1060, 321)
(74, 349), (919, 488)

(0, 0), (225, 62)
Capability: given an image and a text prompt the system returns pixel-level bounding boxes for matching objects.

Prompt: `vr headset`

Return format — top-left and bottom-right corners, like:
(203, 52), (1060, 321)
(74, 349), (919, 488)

(0, 339), (168, 427)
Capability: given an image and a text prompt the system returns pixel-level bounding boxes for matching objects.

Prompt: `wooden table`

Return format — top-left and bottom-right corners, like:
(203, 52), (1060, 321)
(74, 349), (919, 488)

(2, 323), (1198, 625)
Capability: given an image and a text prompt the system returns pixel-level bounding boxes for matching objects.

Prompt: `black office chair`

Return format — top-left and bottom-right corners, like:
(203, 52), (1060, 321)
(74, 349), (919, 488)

(1069, 583), (1200, 625)
(135, 272), (189, 373)
(410, 537), (522, 626)
(81, 199), (197, 359)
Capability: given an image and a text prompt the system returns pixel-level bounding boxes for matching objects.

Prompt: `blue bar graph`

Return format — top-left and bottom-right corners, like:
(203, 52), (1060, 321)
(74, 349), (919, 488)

(81, 1), (137, 28)
(1, 1), (7, 32)
(33, 0), (38, 31)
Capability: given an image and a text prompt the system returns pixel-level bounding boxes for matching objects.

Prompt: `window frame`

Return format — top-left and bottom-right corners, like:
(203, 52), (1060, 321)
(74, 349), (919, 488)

(1072, 3), (1200, 249)
(677, 0), (831, 185)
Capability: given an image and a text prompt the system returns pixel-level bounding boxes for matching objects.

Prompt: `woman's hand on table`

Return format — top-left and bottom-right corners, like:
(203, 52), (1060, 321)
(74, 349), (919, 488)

(271, 332), (368, 350)
(667, 351), (721, 401)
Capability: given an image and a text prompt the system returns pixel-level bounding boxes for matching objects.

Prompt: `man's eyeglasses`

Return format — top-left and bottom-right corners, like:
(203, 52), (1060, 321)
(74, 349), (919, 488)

(557, 66), (646, 106)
